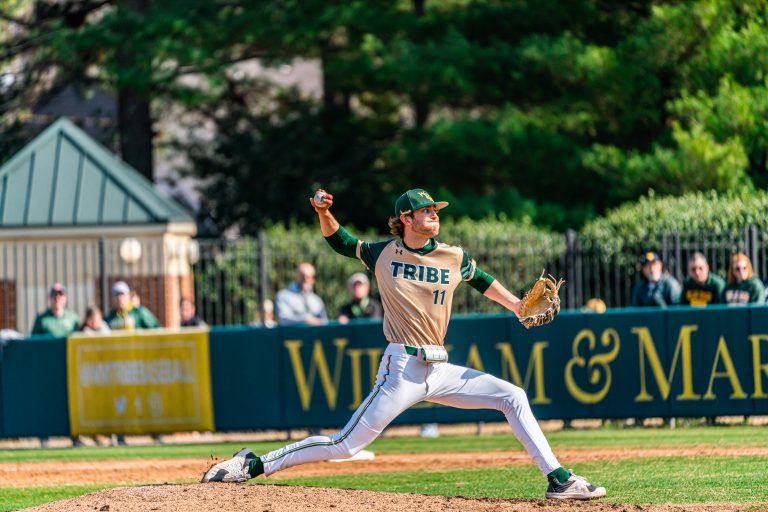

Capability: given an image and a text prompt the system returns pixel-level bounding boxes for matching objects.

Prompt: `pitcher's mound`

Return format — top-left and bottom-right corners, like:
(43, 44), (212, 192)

(21, 483), (746, 512)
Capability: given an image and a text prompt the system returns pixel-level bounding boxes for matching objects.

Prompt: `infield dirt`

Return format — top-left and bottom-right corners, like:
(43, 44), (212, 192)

(8, 446), (768, 512)
(19, 483), (756, 512)
(3, 446), (768, 487)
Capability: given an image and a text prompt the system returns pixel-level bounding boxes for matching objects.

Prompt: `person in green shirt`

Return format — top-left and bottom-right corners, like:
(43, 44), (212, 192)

(723, 252), (766, 305)
(681, 252), (726, 306)
(30, 283), (80, 337)
(105, 281), (160, 330)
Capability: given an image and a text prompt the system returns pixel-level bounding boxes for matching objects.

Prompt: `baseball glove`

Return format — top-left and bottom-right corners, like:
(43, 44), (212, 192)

(519, 270), (565, 329)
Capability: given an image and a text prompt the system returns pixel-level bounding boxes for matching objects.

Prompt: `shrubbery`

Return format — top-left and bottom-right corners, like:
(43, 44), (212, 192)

(580, 189), (768, 253)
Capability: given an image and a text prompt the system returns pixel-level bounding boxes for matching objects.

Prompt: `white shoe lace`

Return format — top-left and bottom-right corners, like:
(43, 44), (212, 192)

(568, 470), (591, 486)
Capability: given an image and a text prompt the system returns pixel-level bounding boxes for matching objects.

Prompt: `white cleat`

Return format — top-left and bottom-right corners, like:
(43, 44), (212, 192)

(201, 448), (255, 483)
(545, 470), (606, 500)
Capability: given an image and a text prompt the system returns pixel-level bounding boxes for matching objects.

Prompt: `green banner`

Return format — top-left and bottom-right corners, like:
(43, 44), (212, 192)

(271, 306), (768, 426)
(2, 306), (767, 437)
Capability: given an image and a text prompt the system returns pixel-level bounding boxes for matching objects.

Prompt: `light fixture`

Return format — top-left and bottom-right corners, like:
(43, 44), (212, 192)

(187, 240), (200, 264)
(119, 238), (142, 263)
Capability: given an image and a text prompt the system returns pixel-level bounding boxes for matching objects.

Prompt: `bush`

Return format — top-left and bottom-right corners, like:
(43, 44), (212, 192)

(581, 189), (768, 254)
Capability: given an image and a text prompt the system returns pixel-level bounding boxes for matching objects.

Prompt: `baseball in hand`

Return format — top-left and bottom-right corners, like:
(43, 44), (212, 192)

(313, 190), (327, 205)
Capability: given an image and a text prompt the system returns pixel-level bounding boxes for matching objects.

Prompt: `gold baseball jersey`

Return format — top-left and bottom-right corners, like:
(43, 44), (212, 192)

(355, 237), (478, 347)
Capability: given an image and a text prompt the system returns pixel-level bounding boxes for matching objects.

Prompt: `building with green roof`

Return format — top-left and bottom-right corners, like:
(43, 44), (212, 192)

(0, 118), (197, 332)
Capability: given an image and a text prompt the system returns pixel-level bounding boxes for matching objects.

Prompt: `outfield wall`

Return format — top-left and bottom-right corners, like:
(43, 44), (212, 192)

(1, 306), (767, 437)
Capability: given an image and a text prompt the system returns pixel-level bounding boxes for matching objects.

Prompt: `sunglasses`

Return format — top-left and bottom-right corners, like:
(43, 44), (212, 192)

(734, 265), (748, 271)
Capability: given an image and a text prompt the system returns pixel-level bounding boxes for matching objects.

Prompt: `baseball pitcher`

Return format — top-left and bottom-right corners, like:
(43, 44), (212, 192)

(202, 188), (606, 500)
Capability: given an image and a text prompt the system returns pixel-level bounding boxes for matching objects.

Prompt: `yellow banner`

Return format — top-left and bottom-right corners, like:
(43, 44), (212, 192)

(67, 329), (214, 436)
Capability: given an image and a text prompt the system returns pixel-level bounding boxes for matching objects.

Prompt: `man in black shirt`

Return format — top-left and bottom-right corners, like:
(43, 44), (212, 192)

(338, 272), (383, 323)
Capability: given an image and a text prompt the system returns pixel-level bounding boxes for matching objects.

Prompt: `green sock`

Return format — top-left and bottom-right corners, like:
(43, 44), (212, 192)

(547, 467), (570, 484)
(247, 457), (264, 478)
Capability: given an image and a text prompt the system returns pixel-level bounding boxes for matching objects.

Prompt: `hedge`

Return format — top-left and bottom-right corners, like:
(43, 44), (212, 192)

(580, 189), (768, 254)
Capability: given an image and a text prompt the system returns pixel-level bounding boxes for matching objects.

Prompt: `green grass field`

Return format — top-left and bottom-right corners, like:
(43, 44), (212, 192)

(1, 426), (767, 511)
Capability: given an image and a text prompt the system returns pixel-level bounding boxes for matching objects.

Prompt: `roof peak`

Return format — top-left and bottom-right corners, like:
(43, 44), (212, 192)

(0, 117), (194, 229)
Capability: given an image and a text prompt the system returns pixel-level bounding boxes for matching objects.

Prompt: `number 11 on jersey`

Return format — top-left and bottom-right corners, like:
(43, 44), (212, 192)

(432, 289), (446, 305)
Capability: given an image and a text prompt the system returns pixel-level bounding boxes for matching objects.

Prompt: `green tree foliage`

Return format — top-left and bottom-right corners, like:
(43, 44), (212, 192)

(4, 1), (768, 232)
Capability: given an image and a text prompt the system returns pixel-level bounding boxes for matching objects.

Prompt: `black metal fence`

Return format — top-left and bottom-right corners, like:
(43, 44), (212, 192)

(192, 226), (767, 326)
(4, 228), (763, 334)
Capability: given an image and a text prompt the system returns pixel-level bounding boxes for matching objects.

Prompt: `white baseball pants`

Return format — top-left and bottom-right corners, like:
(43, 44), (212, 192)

(260, 342), (561, 476)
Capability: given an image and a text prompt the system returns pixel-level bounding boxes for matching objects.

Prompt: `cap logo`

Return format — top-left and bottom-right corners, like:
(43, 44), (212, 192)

(417, 191), (433, 201)
(646, 252), (655, 261)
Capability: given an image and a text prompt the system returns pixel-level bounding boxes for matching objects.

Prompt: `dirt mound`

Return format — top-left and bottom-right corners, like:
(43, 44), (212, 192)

(19, 484), (752, 512)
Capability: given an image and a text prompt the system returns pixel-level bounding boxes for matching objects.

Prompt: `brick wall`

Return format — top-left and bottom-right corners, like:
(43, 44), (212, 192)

(0, 280), (17, 330)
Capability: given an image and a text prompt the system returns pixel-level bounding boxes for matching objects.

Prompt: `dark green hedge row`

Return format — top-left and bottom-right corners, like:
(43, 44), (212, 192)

(581, 189), (768, 254)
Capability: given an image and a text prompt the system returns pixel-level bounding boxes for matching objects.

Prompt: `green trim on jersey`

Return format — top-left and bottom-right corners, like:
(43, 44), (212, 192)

(461, 248), (494, 293)
(324, 225), (390, 270)
(460, 250), (473, 280)
(325, 226), (494, 292)
(325, 226), (358, 259)
(468, 268), (494, 293)
(401, 238), (437, 255)
(359, 240), (390, 270)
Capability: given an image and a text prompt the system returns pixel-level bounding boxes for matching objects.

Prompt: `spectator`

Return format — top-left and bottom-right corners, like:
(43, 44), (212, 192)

(261, 299), (276, 328)
(81, 305), (111, 334)
(581, 298), (607, 314)
(130, 289), (158, 323)
(105, 281), (160, 330)
(723, 252), (765, 305)
(250, 299), (277, 328)
(338, 272), (383, 324)
(31, 283), (80, 337)
(180, 298), (207, 327)
(681, 252), (725, 306)
(275, 262), (328, 326)
(630, 252), (682, 307)
(31, 282), (81, 448)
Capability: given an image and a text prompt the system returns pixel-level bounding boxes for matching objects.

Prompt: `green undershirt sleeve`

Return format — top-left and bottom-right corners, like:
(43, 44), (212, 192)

(468, 267), (495, 294)
(324, 225), (359, 259)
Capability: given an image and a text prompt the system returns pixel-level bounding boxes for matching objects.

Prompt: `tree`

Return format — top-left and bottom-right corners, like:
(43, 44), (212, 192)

(5, 0), (767, 233)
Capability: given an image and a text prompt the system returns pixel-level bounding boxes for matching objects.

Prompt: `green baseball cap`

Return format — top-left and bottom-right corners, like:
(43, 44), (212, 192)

(394, 188), (449, 216)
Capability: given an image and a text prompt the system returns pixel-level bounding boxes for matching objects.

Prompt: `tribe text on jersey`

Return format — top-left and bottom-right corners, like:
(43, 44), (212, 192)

(374, 240), (466, 347)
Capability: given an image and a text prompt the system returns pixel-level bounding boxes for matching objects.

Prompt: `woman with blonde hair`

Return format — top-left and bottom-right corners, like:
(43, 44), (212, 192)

(723, 252), (765, 305)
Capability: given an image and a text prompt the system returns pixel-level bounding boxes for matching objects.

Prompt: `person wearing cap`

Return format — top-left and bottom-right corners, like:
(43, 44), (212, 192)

(338, 272), (383, 324)
(105, 281), (160, 330)
(681, 252), (725, 306)
(275, 262), (328, 326)
(630, 251), (682, 307)
(30, 283), (80, 337)
(201, 187), (607, 501)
